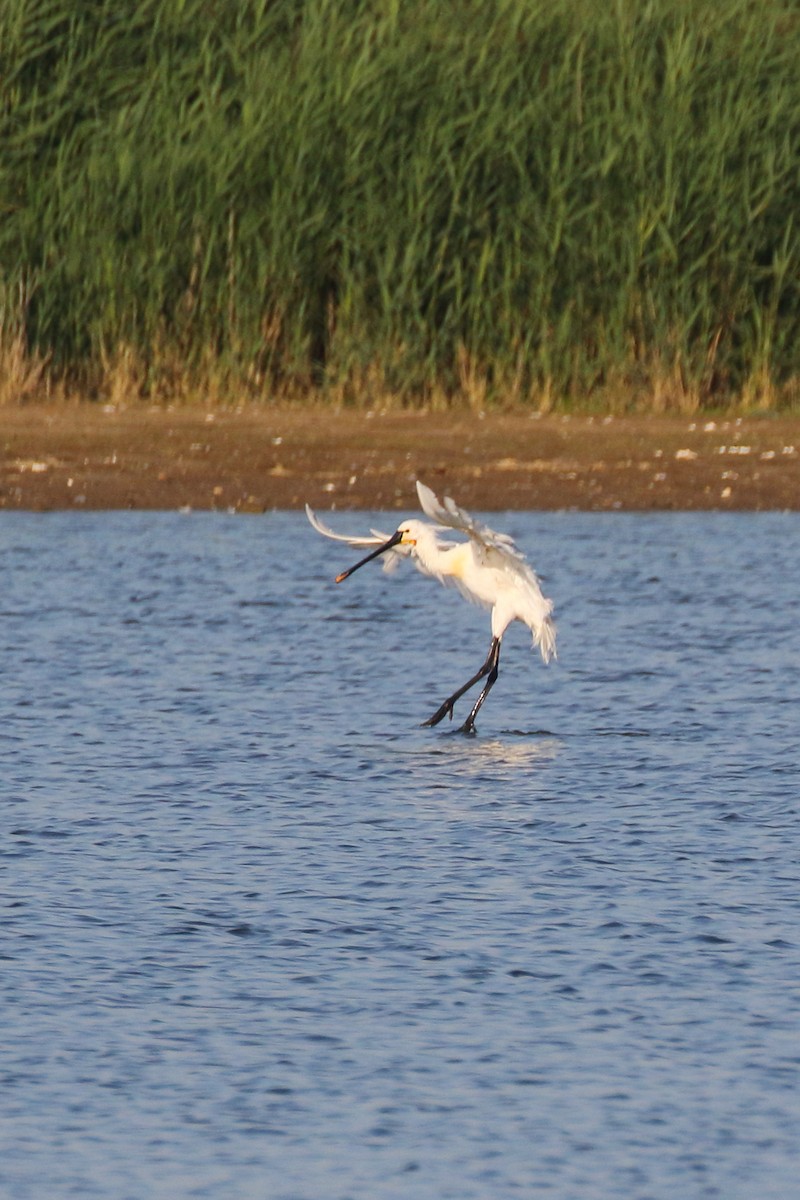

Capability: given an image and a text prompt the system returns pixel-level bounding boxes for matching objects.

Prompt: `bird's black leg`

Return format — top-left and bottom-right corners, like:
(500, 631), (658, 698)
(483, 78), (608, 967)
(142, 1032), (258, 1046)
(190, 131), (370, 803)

(422, 637), (501, 732)
(458, 639), (501, 734)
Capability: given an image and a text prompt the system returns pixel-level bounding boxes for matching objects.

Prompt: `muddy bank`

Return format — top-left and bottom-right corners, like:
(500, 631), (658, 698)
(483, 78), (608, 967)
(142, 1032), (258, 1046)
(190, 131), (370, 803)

(2, 404), (799, 511)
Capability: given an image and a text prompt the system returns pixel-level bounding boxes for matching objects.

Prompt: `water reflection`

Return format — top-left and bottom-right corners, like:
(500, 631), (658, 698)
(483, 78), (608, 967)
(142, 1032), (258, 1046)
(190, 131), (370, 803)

(429, 732), (564, 773)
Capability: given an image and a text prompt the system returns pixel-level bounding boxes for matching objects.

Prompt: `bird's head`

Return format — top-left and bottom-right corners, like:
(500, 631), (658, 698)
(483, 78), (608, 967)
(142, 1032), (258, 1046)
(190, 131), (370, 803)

(395, 518), (428, 547)
(335, 520), (422, 583)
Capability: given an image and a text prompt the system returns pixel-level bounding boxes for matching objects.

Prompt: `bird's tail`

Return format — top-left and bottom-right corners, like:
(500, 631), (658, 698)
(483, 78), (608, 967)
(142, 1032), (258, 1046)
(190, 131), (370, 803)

(534, 614), (557, 664)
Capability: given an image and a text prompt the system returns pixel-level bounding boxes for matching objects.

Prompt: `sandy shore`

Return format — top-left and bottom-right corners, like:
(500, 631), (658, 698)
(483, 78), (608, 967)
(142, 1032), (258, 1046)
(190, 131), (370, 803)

(2, 404), (799, 511)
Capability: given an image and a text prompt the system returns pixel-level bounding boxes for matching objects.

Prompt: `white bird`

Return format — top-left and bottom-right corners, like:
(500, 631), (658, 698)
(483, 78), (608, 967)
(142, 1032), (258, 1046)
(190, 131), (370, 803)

(306, 480), (556, 734)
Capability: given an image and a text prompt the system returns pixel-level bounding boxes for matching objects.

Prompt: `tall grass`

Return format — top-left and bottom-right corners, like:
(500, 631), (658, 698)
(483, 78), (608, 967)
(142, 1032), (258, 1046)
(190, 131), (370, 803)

(1, 0), (800, 409)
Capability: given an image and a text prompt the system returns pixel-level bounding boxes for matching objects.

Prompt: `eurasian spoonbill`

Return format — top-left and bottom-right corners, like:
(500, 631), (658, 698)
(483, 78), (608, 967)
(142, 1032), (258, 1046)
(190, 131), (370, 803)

(306, 481), (556, 733)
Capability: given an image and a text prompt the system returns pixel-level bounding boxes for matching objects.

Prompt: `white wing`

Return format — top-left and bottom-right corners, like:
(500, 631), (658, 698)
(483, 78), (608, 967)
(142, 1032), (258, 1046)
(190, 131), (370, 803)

(305, 504), (392, 548)
(415, 481), (524, 563)
(305, 504), (410, 573)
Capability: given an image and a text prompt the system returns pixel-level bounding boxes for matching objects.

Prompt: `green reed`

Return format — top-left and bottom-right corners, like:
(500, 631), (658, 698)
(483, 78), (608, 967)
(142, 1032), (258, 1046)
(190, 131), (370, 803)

(2, 0), (800, 408)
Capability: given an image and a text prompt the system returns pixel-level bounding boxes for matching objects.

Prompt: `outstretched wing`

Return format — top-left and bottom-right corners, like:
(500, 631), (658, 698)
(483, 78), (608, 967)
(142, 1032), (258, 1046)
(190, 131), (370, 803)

(305, 504), (392, 548)
(305, 504), (409, 573)
(415, 481), (524, 563)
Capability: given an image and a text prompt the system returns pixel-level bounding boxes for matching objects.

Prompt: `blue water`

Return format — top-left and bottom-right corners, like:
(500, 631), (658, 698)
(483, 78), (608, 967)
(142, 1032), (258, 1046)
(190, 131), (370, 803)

(1, 511), (799, 1199)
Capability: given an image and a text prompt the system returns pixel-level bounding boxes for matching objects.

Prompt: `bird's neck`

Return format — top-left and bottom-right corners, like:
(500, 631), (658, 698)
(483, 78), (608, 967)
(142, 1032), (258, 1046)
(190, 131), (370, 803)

(413, 530), (463, 579)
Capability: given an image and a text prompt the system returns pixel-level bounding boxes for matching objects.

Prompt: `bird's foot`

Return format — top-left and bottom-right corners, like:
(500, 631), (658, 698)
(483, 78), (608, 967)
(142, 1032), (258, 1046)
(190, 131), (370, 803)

(421, 699), (456, 727)
(456, 718), (477, 736)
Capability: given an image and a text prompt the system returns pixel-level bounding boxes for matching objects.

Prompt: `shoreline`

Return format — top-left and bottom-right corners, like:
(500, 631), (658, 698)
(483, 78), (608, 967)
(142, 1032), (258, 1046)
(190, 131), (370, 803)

(2, 404), (799, 512)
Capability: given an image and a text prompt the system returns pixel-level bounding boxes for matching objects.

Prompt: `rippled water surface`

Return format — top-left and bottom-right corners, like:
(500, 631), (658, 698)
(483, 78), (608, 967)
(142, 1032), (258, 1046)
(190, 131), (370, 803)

(2, 510), (799, 1199)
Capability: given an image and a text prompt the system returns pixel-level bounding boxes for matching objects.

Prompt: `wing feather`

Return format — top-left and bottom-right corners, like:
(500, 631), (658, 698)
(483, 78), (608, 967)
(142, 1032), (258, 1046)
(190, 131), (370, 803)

(415, 481), (525, 564)
(305, 504), (409, 572)
(305, 504), (392, 548)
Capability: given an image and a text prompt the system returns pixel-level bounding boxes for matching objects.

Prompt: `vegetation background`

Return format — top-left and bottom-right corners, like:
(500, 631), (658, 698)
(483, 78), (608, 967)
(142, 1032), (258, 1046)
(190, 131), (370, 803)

(2, 0), (800, 411)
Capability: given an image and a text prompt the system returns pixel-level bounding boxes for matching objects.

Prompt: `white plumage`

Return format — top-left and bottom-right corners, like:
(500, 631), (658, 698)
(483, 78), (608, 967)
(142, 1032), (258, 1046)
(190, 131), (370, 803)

(306, 480), (556, 733)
